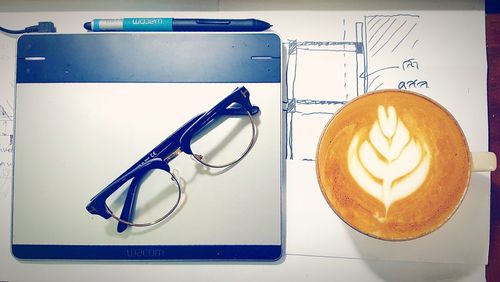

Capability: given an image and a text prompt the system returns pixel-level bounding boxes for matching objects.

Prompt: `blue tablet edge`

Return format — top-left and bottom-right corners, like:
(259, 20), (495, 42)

(16, 33), (281, 83)
(12, 244), (283, 261)
(13, 33), (283, 261)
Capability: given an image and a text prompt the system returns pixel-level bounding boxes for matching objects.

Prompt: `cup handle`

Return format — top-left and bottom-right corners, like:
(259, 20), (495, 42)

(471, 152), (497, 172)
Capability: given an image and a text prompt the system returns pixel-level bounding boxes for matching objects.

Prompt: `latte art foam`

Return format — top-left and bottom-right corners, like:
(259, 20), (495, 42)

(347, 105), (431, 215)
(316, 90), (471, 240)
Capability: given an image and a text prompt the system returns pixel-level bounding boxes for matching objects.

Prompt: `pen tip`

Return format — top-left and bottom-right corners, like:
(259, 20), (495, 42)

(254, 19), (272, 31)
(83, 22), (91, 31)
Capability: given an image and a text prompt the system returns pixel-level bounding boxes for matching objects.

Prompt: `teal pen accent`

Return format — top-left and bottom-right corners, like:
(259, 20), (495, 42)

(123, 18), (173, 31)
(93, 19), (101, 31)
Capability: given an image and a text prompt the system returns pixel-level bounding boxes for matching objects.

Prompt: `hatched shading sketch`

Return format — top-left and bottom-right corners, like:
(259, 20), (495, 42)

(284, 14), (424, 161)
(0, 100), (14, 142)
(0, 99), (13, 190)
(364, 14), (426, 92)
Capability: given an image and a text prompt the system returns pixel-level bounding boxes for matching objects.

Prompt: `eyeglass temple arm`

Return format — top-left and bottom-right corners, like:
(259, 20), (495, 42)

(116, 169), (144, 232)
(116, 159), (171, 232)
(85, 162), (150, 220)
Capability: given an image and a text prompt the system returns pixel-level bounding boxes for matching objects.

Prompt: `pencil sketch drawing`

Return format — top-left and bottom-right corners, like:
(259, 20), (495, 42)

(0, 99), (13, 192)
(284, 13), (426, 161)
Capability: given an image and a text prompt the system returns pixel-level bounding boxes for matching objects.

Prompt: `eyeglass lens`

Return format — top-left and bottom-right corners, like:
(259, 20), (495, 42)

(105, 168), (182, 227)
(189, 105), (256, 168)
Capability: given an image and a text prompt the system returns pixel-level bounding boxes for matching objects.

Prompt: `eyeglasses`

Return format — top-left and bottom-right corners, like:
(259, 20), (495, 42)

(86, 86), (259, 232)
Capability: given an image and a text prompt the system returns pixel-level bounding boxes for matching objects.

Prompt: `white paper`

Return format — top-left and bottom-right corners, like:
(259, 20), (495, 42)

(0, 8), (490, 282)
(272, 10), (489, 265)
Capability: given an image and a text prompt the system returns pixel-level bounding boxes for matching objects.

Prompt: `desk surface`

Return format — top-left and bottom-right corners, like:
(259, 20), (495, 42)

(0, 9), (495, 281)
(487, 13), (500, 281)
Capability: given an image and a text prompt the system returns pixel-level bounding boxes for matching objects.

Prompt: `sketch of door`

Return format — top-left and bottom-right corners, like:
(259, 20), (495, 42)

(285, 21), (365, 161)
(284, 14), (421, 161)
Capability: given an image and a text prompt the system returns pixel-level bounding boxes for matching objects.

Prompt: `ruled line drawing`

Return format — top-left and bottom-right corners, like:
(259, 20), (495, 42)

(284, 13), (425, 161)
(0, 39), (15, 192)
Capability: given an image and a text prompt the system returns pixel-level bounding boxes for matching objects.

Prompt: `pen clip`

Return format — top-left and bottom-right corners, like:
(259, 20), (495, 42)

(195, 19), (231, 25)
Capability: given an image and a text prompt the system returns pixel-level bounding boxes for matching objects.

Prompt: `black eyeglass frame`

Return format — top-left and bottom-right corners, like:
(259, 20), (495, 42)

(85, 86), (259, 232)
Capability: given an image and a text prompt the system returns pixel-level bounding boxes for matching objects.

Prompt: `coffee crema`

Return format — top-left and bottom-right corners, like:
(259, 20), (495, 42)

(316, 90), (471, 240)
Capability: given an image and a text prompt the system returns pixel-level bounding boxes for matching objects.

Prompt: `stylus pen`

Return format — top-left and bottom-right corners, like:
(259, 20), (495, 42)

(83, 18), (272, 32)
